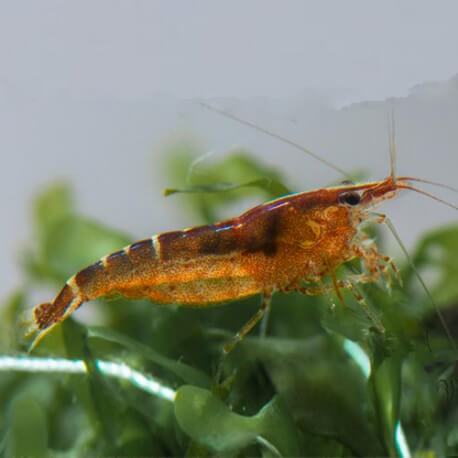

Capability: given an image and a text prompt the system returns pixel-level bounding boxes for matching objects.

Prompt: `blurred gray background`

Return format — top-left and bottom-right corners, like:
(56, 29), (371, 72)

(1, 1), (458, 300)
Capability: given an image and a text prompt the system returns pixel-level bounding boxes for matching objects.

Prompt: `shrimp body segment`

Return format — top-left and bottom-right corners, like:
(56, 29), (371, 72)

(32, 176), (405, 347)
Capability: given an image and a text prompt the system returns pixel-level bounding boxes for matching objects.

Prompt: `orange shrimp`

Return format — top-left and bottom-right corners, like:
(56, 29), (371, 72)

(30, 107), (458, 353)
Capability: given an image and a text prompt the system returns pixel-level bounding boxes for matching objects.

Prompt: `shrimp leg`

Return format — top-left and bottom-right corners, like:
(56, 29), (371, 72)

(223, 292), (272, 354)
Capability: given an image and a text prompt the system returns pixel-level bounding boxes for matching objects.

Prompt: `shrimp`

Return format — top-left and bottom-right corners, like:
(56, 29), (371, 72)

(30, 106), (458, 353)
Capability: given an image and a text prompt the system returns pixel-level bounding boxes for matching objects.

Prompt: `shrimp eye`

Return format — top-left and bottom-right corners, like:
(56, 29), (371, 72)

(339, 191), (361, 206)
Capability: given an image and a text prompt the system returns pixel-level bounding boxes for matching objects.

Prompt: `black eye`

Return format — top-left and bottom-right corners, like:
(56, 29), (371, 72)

(339, 191), (361, 206)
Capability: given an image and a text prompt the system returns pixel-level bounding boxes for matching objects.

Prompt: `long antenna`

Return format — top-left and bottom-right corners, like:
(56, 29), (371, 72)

(396, 183), (458, 211)
(388, 107), (397, 181)
(199, 102), (353, 180)
(381, 215), (457, 352)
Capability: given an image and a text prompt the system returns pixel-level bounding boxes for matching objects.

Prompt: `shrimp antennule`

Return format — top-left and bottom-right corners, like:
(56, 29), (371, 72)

(397, 176), (458, 194)
(388, 108), (397, 181)
(396, 183), (458, 211)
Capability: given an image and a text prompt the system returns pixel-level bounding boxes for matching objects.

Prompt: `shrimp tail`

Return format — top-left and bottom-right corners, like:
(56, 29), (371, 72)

(29, 283), (83, 351)
(28, 238), (159, 350)
(35, 283), (82, 330)
(33, 302), (55, 329)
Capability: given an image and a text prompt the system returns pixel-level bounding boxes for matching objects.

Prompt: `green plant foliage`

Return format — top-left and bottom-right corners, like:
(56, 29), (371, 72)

(1, 148), (458, 457)
(165, 145), (291, 222)
(410, 225), (458, 306)
(175, 386), (300, 456)
(87, 326), (211, 387)
(6, 395), (48, 458)
(25, 182), (130, 284)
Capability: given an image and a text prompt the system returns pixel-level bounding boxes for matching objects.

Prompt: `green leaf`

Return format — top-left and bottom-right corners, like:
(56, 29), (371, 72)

(410, 225), (458, 306)
(34, 182), (73, 234)
(0, 289), (27, 351)
(164, 177), (291, 199)
(370, 354), (402, 457)
(60, 320), (108, 436)
(6, 395), (48, 458)
(164, 148), (292, 222)
(27, 183), (130, 284)
(87, 326), (211, 388)
(59, 320), (160, 456)
(174, 385), (301, 456)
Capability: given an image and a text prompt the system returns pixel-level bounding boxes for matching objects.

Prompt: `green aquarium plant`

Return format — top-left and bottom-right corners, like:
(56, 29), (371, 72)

(1, 149), (458, 457)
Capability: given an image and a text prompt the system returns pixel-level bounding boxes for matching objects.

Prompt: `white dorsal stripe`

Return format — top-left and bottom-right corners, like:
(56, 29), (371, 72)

(151, 235), (161, 258)
(66, 275), (80, 295)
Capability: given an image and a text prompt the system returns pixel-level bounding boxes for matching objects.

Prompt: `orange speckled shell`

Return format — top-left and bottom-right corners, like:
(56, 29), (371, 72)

(79, 189), (356, 305)
(34, 187), (358, 330)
